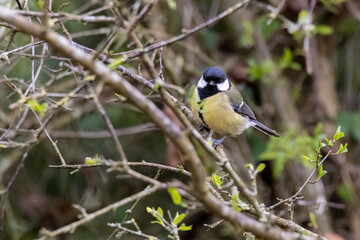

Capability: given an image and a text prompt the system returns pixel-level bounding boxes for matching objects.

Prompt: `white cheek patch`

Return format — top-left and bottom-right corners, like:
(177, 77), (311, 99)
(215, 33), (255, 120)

(217, 79), (230, 91)
(197, 76), (207, 88)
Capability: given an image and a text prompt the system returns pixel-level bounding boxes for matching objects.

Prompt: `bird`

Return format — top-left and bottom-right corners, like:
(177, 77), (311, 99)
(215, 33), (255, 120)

(190, 66), (279, 148)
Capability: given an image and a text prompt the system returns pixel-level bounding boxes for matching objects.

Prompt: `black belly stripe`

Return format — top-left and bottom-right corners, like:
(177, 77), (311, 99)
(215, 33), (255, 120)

(198, 106), (209, 130)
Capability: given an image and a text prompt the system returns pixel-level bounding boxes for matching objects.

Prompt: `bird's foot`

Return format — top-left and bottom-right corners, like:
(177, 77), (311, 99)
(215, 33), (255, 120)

(212, 136), (227, 149)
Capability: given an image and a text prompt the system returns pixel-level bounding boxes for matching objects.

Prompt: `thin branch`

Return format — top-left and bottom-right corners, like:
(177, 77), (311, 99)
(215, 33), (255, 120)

(0, 41), (44, 56)
(268, 150), (333, 210)
(31, 109), (67, 165)
(112, 0), (253, 59)
(0, 149), (29, 194)
(49, 161), (192, 177)
(88, 83), (128, 164)
(50, 123), (157, 138)
(0, 148), (30, 230)
(39, 185), (163, 240)
(107, 223), (159, 239)
(12, 10), (117, 23)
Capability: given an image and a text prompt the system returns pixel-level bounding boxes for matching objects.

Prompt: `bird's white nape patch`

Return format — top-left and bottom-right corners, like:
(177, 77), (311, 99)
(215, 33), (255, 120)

(217, 78), (230, 91)
(197, 76), (207, 88)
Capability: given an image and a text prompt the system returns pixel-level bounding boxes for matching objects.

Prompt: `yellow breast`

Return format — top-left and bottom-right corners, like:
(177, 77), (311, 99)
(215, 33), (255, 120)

(191, 91), (250, 137)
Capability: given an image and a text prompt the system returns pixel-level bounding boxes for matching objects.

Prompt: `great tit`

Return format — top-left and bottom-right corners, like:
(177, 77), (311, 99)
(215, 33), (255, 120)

(191, 66), (279, 147)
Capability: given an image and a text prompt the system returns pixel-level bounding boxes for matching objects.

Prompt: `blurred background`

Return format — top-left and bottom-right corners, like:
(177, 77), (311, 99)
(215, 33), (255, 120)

(0, 0), (360, 239)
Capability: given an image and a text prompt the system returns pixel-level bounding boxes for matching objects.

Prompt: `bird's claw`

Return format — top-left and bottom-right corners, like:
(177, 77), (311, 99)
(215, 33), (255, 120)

(212, 137), (226, 149)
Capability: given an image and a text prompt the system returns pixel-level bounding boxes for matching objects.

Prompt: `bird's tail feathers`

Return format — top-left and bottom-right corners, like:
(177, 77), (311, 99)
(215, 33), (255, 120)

(253, 121), (279, 137)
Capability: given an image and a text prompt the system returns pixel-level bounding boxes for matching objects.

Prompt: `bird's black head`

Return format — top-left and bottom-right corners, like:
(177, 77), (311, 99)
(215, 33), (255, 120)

(197, 66), (230, 100)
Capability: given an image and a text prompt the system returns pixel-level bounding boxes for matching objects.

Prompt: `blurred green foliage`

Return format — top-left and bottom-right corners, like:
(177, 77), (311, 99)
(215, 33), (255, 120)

(259, 124), (325, 178)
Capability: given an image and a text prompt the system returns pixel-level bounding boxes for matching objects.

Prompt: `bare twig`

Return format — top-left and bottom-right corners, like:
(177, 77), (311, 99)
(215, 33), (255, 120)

(0, 148), (29, 230)
(39, 185), (163, 240)
(11, 10), (117, 23)
(50, 123), (157, 138)
(30, 109), (66, 165)
(268, 150), (332, 210)
(112, 0), (253, 59)
(88, 83), (128, 164)
(49, 161), (192, 177)
(107, 222), (159, 239)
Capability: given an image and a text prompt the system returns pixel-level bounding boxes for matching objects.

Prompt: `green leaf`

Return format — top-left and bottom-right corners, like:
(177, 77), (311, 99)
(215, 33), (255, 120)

(317, 164), (327, 180)
(317, 140), (326, 149)
(146, 207), (155, 214)
(319, 169), (327, 179)
(212, 174), (223, 188)
(315, 25), (333, 35)
(153, 84), (160, 91)
(231, 191), (242, 212)
(150, 220), (162, 225)
(28, 100), (48, 117)
(303, 155), (310, 161)
(147, 207), (164, 226)
(85, 157), (98, 165)
(256, 163), (266, 173)
(178, 223), (192, 231)
(298, 10), (309, 24)
(337, 143), (348, 154)
(325, 138), (334, 147)
(157, 207), (163, 217)
(168, 188), (182, 205)
(108, 56), (124, 70)
(174, 212), (185, 225)
(85, 154), (101, 165)
(277, 48), (302, 71)
(334, 126), (345, 141)
(309, 212), (318, 229)
(245, 163), (253, 170)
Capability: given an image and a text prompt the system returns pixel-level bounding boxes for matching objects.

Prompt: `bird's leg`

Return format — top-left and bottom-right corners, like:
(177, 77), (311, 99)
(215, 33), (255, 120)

(213, 135), (228, 148)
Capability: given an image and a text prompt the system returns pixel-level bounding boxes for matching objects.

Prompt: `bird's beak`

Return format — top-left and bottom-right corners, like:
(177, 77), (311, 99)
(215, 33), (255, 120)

(209, 80), (216, 86)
